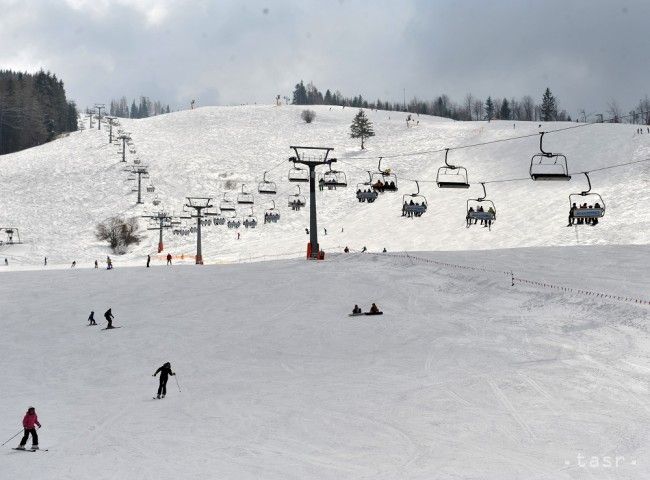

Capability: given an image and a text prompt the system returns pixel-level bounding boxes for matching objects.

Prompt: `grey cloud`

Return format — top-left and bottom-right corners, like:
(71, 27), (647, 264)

(1, 0), (648, 115)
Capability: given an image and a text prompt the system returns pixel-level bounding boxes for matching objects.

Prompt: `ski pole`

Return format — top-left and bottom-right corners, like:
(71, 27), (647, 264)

(1, 429), (23, 446)
(174, 374), (181, 392)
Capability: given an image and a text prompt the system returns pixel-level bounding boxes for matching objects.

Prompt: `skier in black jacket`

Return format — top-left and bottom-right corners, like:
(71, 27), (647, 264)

(104, 308), (114, 329)
(153, 362), (175, 399)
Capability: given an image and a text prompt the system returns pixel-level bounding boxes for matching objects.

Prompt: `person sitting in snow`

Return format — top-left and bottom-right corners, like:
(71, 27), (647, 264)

(369, 303), (381, 314)
(352, 305), (362, 314)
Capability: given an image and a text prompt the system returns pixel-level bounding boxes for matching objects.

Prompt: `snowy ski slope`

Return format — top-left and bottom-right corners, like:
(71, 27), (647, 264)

(1, 105), (649, 267)
(1, 247), (649, 479)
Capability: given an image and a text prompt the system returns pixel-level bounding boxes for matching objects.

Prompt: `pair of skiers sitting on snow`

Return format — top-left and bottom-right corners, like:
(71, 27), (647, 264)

(352, 303), (381, 314)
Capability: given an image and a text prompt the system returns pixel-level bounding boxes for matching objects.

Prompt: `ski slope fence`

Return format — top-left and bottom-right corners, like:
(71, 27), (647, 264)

(372, 252), (650, 307)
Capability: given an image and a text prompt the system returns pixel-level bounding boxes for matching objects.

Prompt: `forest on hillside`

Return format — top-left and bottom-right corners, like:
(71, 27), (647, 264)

(0, 70), (78, 155)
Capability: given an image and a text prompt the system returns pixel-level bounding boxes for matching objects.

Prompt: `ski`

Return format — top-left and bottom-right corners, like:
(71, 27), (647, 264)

(101, 326), (122, 330)
(13, 448), (47, 452)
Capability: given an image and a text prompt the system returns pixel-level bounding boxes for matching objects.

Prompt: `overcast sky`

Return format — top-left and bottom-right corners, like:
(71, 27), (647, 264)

(2, 0), (648, 116)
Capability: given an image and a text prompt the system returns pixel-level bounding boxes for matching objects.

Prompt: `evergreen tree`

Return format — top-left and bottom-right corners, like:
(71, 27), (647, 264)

(292, 81), (307, 105)
(130, 100), (138, 119)
(485, 96), (495, 121)
(349, 109), (375, 149)
(499, 98), (511, 120)
(540, 87), (557, 121)
(324, 89), (332, 104)
(0, 69), (77, 155)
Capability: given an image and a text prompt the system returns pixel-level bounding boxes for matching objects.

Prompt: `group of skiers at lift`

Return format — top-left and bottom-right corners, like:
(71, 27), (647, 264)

(568, 202), (601, 226)
(466, 205), (496, 230)
(402, 200), (427, 218)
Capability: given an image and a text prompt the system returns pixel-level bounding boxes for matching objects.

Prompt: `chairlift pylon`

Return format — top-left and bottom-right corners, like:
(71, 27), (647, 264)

(437, 149), (470, 188)
(466, 182), (496, 229)
(530, 132), (571, 181)
(402, 180), (428, 217)
(568, 172), (605, 225)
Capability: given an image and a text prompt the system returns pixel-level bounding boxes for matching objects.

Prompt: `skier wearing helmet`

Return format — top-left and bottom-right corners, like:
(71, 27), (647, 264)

(153, 362), (175, 399)
(16, 407), (41, 450)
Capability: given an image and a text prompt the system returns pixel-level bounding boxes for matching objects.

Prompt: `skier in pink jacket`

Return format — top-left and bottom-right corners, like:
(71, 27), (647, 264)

(16, 407), (41, 450)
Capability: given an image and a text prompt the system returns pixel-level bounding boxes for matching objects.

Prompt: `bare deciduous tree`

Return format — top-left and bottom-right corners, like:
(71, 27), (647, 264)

(96, 217), (141, 254)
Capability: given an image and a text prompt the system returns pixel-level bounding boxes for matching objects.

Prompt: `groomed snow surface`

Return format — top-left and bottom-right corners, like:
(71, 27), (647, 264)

(1, 105), (649, 479)
(1, 246), (649, 479)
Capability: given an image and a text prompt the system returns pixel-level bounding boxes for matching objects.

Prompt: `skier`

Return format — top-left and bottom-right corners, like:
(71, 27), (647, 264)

(44, 257), (47, 266)
(146, 255), (151, 268)
(71, 261), (76, 268)
(343, 246), (349, 253)
(382, 248), (387, 253)
(361, 246), (367, 252)
(166, 253), (172, 265)
(94, 260), (98, 269)
(88, 311), (96, 326)
(4, 258), (7, 266)
(104, 308), (114, 329)
(153, 362), (175, 399)
(15, 407), (41, 450)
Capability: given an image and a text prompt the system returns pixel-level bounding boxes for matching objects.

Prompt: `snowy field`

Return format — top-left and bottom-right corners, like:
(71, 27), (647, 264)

(1, 246), (649, 479)
(1, 105), (649, 268)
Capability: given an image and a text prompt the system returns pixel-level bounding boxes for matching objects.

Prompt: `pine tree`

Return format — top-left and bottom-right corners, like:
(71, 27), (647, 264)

(499, 98), (511, 120)
(324, 89), (332, 104)
(130, 100), (138, 119)
(540, 87), (557, 121)
(350, 109), (375, 149)
(292, 81), (307, 105)
(485, 96), (495, 121)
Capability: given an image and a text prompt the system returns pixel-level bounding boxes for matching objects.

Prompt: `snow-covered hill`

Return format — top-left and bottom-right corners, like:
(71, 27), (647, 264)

(1, 248), (649, 479)
(1, 105), (649, 267)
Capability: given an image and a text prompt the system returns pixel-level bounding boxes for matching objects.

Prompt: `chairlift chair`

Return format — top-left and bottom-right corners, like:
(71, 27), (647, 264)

(212, 213), (226, 226)
(147, 183), (155, 193)
(530, 132), (571, 181)
(437, 149), (470, 188)
(219, 193), (236, 211)
(226, 208), (241, 229)
(258, 171), (277, 195)
(288, 185), (307, 210)
(237, 184), (254, 205)
(288, 165), (309, 183)
(264, 200), (281, 224)
(321, 163), (348, 189)
(356, 171), (379, 203)
(152, 195), (161, 206)
(242, 207), (258, 229)
(466, 183), (496, 228)
(370, 157), (398, 192)
(568, 172), (605, 224)
(402, 181), (428, 217)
